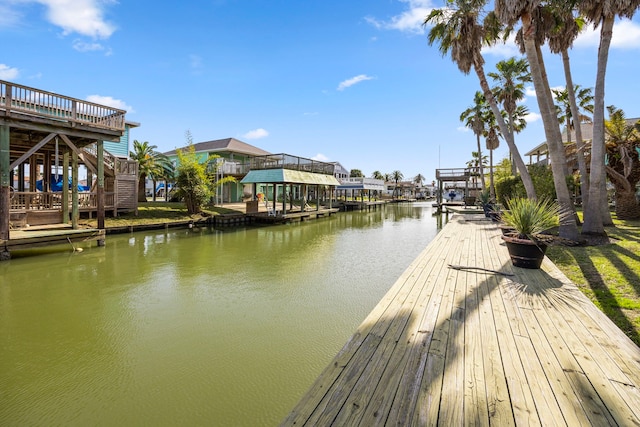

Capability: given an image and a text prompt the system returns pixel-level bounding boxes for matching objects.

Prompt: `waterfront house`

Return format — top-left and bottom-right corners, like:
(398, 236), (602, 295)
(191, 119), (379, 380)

(164, 138), (271, 203)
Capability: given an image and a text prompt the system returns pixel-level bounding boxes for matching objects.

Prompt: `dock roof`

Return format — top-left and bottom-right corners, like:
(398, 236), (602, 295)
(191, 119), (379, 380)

(241, 169), (340, 185)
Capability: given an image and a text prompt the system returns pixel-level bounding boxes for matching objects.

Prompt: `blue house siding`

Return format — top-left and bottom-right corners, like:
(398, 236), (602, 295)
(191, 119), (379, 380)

(104, 126), (130, 157)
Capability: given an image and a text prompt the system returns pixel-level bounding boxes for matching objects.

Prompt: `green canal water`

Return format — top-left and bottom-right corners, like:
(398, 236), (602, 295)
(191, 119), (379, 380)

(1, 203), (445, 426)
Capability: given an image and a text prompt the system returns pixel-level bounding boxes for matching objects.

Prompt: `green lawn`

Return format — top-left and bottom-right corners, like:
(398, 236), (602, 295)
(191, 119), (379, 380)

(547, 216), (640, 347)
(80, 202), (240, 228)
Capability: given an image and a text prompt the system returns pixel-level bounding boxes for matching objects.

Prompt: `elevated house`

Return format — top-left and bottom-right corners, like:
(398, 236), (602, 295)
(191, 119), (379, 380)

(331, 162), (349, 180)
(1, 80), (130, 256)
(164, 138), (271, 203)
(524, 119), (639, 169)
(524, 123), (595, 167)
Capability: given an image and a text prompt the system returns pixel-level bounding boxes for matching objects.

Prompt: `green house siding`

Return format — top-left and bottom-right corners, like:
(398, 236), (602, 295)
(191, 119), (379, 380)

(104, 125), (131, 157)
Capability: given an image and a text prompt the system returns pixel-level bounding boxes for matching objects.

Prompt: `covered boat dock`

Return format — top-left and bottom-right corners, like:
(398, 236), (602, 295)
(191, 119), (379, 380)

(240, 154), (341, 223)
(0, 80), (127, 259)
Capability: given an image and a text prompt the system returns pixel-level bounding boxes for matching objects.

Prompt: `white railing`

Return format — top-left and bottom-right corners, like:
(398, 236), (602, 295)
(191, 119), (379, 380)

(84, 143), (117, 171)
(339, 177), (385, 186)
(0, 80), (125, 132)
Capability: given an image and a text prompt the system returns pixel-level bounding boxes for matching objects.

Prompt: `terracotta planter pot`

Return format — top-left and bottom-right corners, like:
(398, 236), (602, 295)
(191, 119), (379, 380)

(502, 235), (547, 269)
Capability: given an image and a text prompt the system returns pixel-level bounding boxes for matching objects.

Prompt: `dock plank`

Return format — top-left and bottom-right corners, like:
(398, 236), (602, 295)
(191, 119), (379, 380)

(281, 214), (640, 426)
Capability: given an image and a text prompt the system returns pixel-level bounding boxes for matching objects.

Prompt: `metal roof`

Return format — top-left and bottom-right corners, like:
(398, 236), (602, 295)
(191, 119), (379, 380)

(240, 169), (341, 185)
(163, 137), (271, 157)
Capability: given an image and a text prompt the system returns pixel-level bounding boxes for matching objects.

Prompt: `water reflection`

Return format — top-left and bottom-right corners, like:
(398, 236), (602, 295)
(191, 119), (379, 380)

(1, 202), (443, 426)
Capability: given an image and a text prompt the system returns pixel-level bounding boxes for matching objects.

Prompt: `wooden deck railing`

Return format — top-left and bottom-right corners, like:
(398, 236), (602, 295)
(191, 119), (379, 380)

(10, 192), (115, 211)
(0, 80), (125, 132)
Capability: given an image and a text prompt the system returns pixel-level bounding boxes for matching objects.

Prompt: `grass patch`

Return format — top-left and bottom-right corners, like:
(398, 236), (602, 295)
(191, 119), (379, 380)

(79, 202), (242, 228)
(546, 215), (640, 346)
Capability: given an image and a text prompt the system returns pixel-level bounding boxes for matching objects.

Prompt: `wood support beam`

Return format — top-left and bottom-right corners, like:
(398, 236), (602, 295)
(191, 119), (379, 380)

(72, 151), (78, 229)
(9, 133), (56, 170)
(0, 125), (10, 246)
(97, 140), (105, 230)
(62, 151), (69, 224)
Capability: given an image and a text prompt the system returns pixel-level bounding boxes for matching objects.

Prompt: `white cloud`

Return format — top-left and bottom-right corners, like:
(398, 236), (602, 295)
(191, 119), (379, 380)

(312, 153), (330, 162)
(303, 112), (319, 116)
(86, 95), (134, 113)
(457, 126), (470, 132)
(0, 4), (23, 27)
(525, 112), (541, 123)
(40, 0), (116, 38)
(0, 64), (19, 80)
(525, 86), (536, 97)
(337, 74), (374, 91)
(366, 0), (434, 35)
(73, 39), (105, 52)
(243, 128), (269, 140)
(482, 33), (521, 58)
(574, 19), (640, 49)
(4, 0), (116, 38)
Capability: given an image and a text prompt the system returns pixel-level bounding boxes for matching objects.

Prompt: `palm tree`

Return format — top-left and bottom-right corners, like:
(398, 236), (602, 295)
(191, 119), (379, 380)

(466, 151), (488, 192)
(460, 91), (487, 192)
(484, 116), (500, 199)
(604, 106), (640, 219)
(546, 5), (593, 208)
(578, 0), (640, 235)
(494, 1), (580, 242)
(488, 57), (531, 175)
(371, 171), (384, 180)
(425, 0), (536, 199)
(391, 170), (403, 199)
(552, 85), (594, 205)
(130, 140), (173, 203)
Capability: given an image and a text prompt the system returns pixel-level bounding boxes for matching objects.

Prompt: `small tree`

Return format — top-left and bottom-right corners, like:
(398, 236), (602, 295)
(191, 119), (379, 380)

(350, 169), (364, 178)
(174, 144), (209, 214)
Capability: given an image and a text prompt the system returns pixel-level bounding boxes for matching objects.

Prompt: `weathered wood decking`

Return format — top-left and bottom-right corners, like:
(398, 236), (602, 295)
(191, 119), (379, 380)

(3, 225), (105, 253)
(282, 214), (640, 426)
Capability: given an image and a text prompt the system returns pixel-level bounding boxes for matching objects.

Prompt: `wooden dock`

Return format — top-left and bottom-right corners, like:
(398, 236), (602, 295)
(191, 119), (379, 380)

(2, 225), (105, 257)
(282, 214), (640, 426)
(249, 208), (340, 224)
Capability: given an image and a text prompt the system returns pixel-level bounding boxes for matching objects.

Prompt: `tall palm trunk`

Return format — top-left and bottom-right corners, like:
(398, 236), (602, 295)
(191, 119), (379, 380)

(473, 57), (536, 199)
(583, 16), (614, 235)
(138, 172), (147, 203)
(475, 134), (486, 192)
(489, 148), (495, 199)
(537, 42), (582, 227)
(561, 50), (590, 208)
(522, 12), (579, 241)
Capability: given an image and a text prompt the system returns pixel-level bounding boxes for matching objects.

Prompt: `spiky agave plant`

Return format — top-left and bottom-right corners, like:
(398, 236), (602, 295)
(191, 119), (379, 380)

(501, 197), (560, 240)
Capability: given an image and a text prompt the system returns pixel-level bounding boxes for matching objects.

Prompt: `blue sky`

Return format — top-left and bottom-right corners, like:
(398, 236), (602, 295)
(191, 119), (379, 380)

(2, 1), (639, 182)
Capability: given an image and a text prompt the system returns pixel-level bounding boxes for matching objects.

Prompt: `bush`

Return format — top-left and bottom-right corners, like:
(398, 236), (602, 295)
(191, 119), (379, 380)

(496, 164), (561, 205)
(174, 144), (210, 214)
(496, 175), (525, 206)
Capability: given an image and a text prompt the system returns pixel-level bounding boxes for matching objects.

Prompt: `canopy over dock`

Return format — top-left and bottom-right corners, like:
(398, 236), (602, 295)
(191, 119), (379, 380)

(240, 154), (340, 219)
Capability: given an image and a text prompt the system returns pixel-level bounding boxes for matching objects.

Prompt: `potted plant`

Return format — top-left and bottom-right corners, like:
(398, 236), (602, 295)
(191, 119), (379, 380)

(500, 197), (559, 269)
(477, 189), (493, 217)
